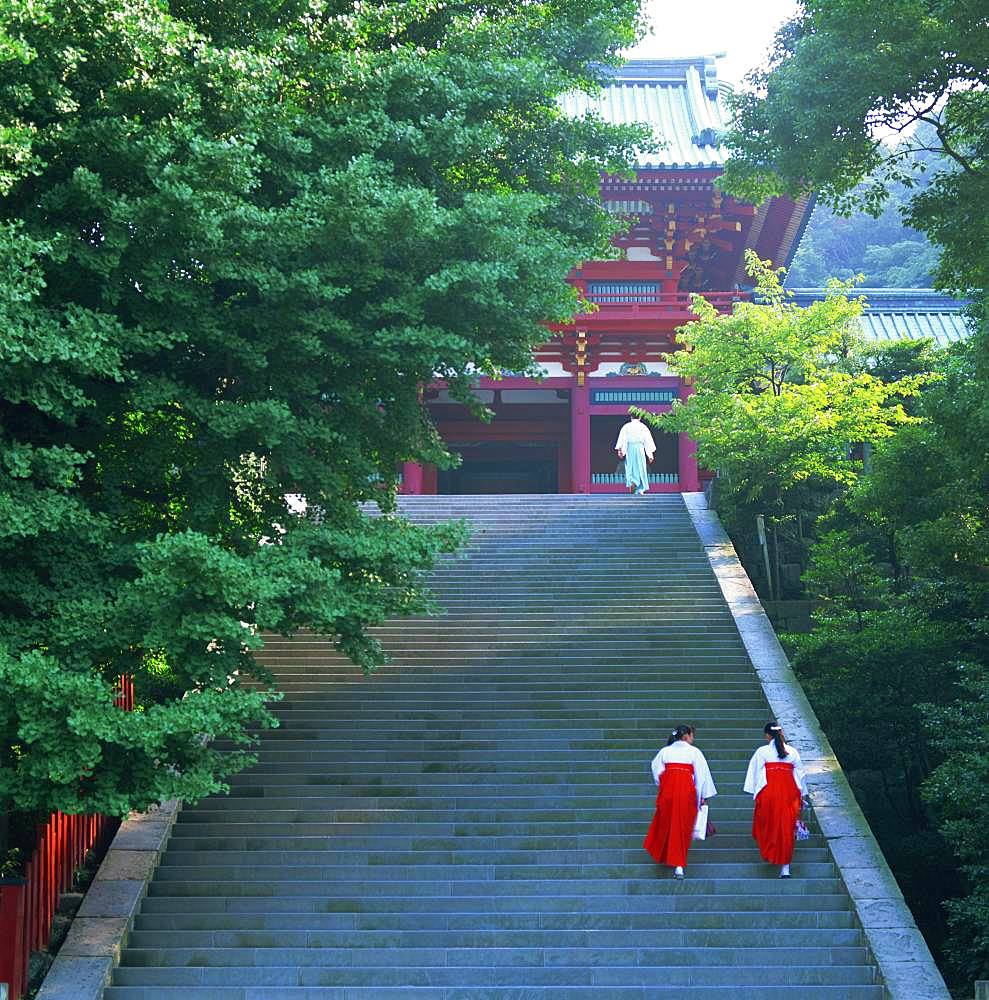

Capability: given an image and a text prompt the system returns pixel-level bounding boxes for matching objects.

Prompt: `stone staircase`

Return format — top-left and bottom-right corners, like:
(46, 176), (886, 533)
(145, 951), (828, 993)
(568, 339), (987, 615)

(106, 494), (883, 998)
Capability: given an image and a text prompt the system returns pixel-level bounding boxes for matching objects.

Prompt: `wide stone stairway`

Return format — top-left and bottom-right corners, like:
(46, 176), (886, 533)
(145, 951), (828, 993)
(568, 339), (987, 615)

(107, 495), (883, 998)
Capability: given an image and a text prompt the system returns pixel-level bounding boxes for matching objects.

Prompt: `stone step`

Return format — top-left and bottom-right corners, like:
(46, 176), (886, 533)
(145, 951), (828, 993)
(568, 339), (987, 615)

(158, 848), (832, 866)
(151, 863), (838, 883)
(232, 740), (772, 752)
(171, 801), (798, 817)
(134, 910), (857, 932)
(111, 962), (877, 985)
(265, 680), (757, 688)
(216, 778), (759, 792)
(224, 741), (791, 752)
(225, 753), (765, 769)
(107, 986), (883, 999)
(125, 927), (863, 949)
(165, 830), (824, 848)
(248, 711), (771, 720)
(147, 877), (847, 897)
(201, 748), (776, 760)
(260, 646), (750, 658)
(166, 818), (783, 839)
(245, 724), (766, 748)
(209, 787), (769, 804)
(264, 673), (757, 681)
(138, 892), (857, 914)
(166, 823), (800, 840)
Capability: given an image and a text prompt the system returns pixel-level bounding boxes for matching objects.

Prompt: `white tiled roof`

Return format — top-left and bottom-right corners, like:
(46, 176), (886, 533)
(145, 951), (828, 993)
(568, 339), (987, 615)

(560, 58), (729, 169)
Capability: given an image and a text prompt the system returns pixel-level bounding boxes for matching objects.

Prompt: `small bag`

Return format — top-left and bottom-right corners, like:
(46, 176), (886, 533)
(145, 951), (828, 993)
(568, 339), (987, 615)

(795, 818), (810, 841)
(692, 804), (709, 841)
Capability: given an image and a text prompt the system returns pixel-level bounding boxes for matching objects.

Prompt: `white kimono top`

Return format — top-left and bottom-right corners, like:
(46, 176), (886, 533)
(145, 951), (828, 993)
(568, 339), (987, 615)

(615, 420), (656, 460)
(743, 742), (809, 798)
(650, 741), (718, 805)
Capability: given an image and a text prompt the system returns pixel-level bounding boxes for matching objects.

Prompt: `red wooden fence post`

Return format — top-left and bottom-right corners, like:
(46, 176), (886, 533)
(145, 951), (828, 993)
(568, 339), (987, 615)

(0, 878), (27, 1000)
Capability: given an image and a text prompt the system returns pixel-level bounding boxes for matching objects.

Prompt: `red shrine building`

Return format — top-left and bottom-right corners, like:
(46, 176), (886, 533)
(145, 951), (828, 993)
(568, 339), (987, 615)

(400, 57), (807, 495)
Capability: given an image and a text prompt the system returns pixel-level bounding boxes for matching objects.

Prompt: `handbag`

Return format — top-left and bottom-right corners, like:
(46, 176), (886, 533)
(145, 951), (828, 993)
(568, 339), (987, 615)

(795, 818), (810, 841)
(692, 804), (709, 841)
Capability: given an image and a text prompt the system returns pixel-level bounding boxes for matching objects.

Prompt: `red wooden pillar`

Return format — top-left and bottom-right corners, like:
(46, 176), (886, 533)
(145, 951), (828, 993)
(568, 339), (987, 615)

(677, 380), (700, 492)
(0, 878), (27, 999)
(570, 384), (590, 494)
(401, 462), (424, 495)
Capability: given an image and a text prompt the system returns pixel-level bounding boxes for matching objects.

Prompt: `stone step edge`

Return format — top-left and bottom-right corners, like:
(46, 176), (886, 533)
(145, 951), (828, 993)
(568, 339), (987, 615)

(681, 491), (948, 1000)
(36, 799), (183, 1000)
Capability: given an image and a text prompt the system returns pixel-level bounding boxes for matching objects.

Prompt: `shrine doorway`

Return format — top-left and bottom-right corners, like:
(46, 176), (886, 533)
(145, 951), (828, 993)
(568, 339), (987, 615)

(437, 441), (560, 495)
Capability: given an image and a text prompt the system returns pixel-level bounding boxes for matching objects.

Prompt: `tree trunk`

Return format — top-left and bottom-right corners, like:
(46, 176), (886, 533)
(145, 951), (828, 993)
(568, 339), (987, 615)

(771, 523), (782, 601)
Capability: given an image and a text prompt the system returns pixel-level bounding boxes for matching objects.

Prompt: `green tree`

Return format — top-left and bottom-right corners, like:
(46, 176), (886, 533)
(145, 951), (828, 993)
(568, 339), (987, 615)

(723, 0), (988, 295)
(0, 0), (645, 820)
(776, 347), (989, 984)
(721, 11), (989, 979)
(850, 348), (989, 582)
(787, 133), (941, 290)
(635, 253), (933, 600)
(800, 529), (888, 628)
(923, 657), (989, 981)
(640, 252), (929, 504)
(785, 578), (969, 947)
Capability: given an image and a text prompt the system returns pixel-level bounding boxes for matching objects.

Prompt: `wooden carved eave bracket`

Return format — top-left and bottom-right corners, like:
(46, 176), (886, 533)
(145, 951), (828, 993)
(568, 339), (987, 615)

(575, 330), (588, 387)
(558, 329), (600, 386)
(625, 194), (749, 276)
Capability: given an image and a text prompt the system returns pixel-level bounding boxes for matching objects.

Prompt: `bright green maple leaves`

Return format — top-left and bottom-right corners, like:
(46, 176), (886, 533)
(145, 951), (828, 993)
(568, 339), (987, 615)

(639, 252), (933, 504)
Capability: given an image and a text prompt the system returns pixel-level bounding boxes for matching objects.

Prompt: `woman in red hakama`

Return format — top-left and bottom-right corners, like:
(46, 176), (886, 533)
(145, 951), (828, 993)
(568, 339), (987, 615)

(644, 724), (717, 879)
(743, 721), (808, 878)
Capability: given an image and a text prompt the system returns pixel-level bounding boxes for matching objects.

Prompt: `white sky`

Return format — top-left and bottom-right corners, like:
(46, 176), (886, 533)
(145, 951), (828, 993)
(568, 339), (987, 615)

(627, 0), (801, 87)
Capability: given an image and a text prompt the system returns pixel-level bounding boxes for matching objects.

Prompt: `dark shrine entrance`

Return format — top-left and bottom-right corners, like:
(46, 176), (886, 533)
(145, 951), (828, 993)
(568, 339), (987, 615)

(429, 387), (568, 495)
(438, 441), (559, 494)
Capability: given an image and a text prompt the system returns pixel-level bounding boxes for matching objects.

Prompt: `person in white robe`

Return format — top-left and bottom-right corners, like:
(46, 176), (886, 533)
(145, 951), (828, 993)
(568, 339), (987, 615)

(614, 413), (656, 495)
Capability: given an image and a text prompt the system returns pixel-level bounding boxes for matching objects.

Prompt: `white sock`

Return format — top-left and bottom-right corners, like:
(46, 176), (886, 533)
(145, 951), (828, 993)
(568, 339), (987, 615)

(674, 866), (684, 876)
(781, 864), (790, 877)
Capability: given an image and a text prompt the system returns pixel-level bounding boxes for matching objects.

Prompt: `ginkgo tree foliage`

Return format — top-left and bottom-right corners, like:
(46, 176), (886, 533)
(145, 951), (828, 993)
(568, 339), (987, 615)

(0, 0), (645, 819)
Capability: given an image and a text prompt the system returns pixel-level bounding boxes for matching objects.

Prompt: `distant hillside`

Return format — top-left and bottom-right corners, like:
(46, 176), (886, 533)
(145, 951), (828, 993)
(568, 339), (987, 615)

(785, 130), (942, 288)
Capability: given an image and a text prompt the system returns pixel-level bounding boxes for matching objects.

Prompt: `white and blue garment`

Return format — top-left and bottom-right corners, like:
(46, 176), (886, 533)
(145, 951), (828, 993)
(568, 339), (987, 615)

(615, 418), (657, 494)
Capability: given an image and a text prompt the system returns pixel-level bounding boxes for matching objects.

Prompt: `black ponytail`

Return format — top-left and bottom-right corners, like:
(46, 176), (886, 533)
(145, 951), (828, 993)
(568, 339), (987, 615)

(667, 724), (694, 747)
(765, 721), (786, 759)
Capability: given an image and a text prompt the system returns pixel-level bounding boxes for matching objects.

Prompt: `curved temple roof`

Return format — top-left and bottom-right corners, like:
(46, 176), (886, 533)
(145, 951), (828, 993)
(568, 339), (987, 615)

(560, 57), (729, 169)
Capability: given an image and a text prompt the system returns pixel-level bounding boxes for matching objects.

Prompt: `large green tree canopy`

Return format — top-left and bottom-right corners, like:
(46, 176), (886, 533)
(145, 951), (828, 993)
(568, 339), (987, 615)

(0, 0), (645, 817)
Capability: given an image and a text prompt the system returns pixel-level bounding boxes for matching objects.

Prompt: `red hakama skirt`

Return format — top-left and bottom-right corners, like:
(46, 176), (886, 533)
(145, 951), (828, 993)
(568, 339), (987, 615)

(643, 762), (698, 868)
(752, 761), (802, 864)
